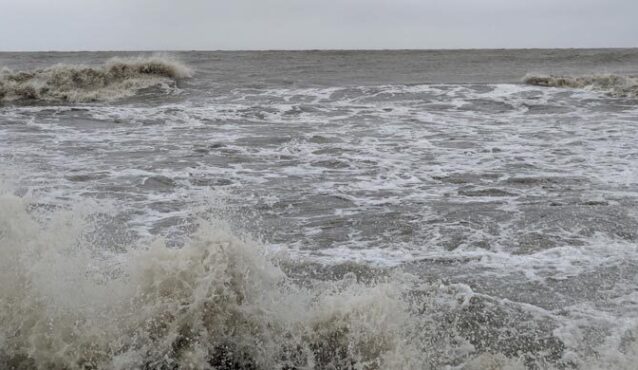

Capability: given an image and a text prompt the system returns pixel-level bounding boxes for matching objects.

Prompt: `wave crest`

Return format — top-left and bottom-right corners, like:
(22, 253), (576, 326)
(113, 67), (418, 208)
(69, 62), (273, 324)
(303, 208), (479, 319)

(523, 73), (638, 98)
(0, 190), (446, 369)
(2, 187), (636, 369)
(0, 56), (192, 103)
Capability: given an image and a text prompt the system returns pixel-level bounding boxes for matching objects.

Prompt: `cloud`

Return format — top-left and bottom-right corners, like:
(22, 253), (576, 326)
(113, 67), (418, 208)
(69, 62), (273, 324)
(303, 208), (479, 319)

(0, 0), (636, 50)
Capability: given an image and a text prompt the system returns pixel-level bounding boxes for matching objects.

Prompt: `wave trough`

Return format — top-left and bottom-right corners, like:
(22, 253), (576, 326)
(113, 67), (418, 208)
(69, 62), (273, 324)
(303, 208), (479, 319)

(0, 56), (192, 103)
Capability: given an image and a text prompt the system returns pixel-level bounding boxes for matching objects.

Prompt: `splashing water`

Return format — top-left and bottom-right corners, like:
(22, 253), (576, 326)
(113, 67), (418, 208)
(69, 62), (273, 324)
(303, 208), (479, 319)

(0, 189), (459, 369)
(2, 187), (638, 369)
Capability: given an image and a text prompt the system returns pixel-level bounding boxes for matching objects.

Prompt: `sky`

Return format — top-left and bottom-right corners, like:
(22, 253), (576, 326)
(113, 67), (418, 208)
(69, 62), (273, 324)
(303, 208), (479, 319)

(1, 0), (637, 51)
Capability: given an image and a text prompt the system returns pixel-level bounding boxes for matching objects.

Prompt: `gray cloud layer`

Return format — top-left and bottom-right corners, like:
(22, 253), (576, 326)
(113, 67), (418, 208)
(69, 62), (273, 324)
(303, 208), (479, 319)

(1, 0), (636, 50)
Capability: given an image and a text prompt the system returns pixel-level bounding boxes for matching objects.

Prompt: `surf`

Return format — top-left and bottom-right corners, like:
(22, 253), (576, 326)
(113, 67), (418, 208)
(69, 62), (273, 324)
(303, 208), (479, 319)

(0, 56), (192, 103)
(0, 188), (439, 369)
(3, 183), (637, 369)
(523, 73), (638, 98)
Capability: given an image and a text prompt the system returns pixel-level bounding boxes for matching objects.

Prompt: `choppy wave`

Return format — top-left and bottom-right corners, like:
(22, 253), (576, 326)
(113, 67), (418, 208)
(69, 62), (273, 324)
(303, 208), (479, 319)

(0, 188), (452, 369)
(1, 187), (638, 369)
(0, 56), (192, 103)
(523, 73), (638, 98)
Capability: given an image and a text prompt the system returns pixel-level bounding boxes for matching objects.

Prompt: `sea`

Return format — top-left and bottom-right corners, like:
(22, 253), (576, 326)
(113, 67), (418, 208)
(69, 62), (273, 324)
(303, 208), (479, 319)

(1, 49), (637, 369)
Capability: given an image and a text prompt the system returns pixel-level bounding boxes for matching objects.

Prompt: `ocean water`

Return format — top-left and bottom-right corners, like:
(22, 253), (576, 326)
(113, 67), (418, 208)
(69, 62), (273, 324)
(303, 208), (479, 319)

(1, 49), (638, 369)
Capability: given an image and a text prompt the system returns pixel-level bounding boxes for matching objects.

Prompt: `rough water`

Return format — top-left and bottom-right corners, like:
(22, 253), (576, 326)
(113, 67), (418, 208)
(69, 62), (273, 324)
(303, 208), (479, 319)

(1, 49), (638, 369)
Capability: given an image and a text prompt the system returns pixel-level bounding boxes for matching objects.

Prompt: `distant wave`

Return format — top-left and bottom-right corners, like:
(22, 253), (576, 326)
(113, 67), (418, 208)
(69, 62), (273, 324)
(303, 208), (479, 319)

(0, 56), (192, 103)
(523, 73), (638, 98)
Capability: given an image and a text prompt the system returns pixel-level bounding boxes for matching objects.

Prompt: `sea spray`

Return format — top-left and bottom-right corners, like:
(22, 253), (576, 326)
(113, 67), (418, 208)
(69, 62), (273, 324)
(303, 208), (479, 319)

(0, 189), (466, 369)
(3, 184), (638, 368)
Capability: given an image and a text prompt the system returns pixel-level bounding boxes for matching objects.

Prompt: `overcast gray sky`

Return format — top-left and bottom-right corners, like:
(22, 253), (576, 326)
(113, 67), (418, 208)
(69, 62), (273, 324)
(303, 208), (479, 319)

(1, 0), (637, 51)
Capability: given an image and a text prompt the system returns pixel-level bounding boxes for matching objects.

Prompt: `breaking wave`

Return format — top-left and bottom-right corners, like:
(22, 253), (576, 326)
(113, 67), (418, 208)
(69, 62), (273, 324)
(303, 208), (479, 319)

(0, 56), (192, 103)
(0, 187), (636, 369)
(0, 188), (454, 369)
(523, 73), (638, 98)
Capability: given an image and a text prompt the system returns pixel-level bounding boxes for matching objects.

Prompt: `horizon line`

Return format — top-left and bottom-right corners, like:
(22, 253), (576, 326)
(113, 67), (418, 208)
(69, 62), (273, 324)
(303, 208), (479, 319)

(1, 46), (637, 53)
